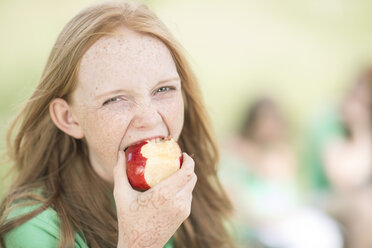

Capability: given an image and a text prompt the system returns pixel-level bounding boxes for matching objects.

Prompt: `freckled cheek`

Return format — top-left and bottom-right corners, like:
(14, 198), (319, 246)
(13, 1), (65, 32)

(82, 110), (131, 163)
(157, 96), (184, 140)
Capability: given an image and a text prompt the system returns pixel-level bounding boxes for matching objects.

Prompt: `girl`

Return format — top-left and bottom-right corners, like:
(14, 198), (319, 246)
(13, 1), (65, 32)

(0, 1), (234, 247)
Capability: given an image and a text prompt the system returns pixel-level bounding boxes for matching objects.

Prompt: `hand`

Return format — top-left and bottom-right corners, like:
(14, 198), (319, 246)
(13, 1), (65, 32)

(113, 151), (197, 248)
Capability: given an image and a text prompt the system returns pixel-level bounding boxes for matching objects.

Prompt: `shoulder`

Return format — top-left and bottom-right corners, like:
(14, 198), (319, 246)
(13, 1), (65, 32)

(4, 202), (87, 248)
(4, 203), (60, 247)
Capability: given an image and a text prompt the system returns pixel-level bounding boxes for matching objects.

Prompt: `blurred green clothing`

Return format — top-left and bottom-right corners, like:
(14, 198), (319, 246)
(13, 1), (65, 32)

(219, 154), (301, 217)
(4, 201), (174, 248)
(219, 150), (344, 248)
(219, 153), (301, 246)
(301, 107), (346, 192)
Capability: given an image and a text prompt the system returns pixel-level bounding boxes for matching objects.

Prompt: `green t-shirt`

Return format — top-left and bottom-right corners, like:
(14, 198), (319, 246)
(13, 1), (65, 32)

(4, 203), (174, 247)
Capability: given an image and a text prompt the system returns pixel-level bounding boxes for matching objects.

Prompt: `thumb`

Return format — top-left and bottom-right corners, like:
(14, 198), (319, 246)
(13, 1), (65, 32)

(113, 150), (133, 197)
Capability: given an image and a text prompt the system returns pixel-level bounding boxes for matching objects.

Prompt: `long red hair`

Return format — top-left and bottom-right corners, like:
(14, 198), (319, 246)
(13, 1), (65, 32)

(0, 1), (234, 247)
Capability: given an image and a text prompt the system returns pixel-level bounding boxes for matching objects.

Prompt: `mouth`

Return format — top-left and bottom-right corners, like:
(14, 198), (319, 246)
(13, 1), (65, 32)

(123, 136), (169, 152)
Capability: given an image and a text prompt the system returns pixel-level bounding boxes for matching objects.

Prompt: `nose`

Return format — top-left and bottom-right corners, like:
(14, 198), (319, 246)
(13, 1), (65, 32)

(131, 101), (163, 130)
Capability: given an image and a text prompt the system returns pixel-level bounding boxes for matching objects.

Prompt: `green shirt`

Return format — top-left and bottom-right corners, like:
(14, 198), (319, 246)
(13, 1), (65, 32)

(4, 203), (174, 248)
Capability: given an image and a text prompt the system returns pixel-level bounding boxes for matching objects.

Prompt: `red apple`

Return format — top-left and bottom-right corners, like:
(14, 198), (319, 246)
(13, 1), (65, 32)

(125, 137), (183, 190)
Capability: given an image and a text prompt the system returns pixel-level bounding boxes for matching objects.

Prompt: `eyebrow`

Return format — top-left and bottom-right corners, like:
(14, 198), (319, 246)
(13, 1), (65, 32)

(94, 77), (181, 100)
(156, 77), (181, 85)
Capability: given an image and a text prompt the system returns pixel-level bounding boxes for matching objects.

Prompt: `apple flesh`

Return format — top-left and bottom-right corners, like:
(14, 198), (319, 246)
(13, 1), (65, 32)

(125, 137), (183, 190)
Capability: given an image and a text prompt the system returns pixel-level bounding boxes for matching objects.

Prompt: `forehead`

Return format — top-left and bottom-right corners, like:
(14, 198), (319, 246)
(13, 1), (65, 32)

(76, 26), (177, 96)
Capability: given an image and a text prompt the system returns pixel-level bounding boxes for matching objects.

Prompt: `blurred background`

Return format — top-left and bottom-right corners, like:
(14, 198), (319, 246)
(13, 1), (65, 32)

(2, 0), (372, 247)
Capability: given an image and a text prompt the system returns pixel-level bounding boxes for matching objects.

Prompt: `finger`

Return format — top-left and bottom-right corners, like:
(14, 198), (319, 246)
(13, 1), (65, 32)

(113, 150), (133, 197)
(174, 176), (196, 219)
(177, 173), (197, 195)
(155, 153), (195, 191)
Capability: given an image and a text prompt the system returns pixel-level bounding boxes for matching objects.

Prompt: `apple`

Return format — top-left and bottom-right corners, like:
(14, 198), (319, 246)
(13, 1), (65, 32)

(125, 137), (183, 190)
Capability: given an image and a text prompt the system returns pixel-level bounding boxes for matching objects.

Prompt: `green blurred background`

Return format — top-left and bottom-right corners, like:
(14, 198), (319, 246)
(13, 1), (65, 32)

(1, 0), (372, 194)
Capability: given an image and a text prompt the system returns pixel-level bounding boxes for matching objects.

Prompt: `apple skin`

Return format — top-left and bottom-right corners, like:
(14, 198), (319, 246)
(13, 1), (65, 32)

(125, 139), (183, 191)
(126, 141), (150, 190)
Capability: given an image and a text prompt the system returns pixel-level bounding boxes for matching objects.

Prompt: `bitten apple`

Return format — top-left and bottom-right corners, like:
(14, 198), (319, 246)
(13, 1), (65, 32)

(125, 137), (183, 190)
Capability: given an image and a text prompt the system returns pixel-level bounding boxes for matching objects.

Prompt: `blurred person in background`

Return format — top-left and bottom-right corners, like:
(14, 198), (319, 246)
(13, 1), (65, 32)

(220, 96), (342, 248)
(319, 68), (372, 248)
(323, 69), (372, 191)
(302, 68), (372, 193)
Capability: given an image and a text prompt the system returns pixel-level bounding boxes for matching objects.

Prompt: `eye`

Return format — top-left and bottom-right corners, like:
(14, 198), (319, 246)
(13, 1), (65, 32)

(155, 86), (176, 94)
(103, 96), (122, 106)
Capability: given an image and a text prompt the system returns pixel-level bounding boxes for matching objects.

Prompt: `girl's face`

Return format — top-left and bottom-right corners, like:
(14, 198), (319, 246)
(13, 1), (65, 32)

(252, 106), (285, 143)
(70, 27), (184, 183)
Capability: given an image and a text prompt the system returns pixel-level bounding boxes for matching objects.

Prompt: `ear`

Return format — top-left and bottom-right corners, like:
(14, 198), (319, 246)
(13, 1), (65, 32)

(49, 98), (84, 139)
